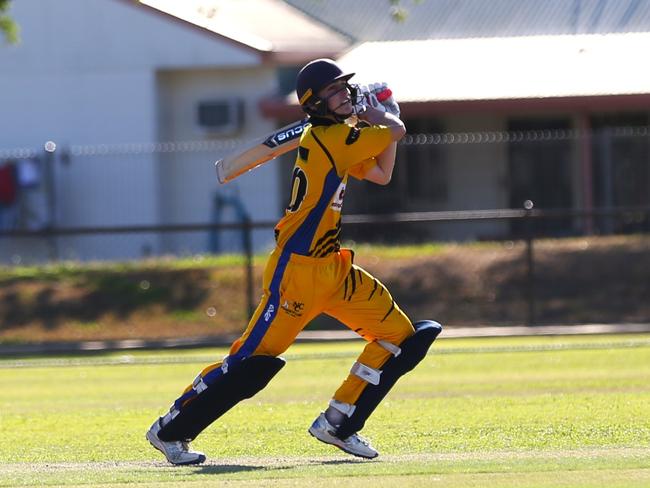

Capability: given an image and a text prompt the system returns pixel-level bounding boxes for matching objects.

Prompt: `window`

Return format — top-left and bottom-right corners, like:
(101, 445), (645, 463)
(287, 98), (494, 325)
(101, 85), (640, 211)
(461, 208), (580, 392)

(507, 117), (573, 236)
(591, 112), (650, 233)
(347, 117), (447, 216)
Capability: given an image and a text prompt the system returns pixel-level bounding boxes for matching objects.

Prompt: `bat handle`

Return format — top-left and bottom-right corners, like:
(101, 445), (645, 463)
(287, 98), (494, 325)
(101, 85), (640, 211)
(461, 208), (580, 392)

(215, 159), (228, 184)
(376, 88), (393, 102)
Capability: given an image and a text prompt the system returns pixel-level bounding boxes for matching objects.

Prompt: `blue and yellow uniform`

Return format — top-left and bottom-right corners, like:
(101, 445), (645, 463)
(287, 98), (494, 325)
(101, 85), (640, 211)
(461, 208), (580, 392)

(150, 57), (441, 464)
(171, 117), (415, 411)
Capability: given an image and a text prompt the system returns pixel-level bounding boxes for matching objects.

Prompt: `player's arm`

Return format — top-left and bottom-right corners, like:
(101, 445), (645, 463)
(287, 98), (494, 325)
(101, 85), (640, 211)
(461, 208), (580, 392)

(363, 141), (398, 185)
(359, 103), (405, 141)
(358, 104), (405, 185)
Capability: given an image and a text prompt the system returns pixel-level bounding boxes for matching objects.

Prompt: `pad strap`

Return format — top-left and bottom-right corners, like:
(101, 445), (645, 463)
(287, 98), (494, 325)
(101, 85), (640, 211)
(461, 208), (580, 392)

(350, 361), (381, 385)
(161, 406), (180, 427)
(377, 339), (401, 357)
(192, 374), (209, 394)
(329, 399), (356, 417)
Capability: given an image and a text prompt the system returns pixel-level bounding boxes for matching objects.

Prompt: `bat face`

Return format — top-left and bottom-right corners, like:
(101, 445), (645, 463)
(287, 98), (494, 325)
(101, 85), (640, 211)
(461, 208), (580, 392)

(216, 118), (309, 184)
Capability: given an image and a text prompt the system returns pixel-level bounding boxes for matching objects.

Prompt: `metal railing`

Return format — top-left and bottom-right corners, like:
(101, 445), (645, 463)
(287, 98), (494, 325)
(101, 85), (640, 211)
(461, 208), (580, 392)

(2, 205), (648, 326)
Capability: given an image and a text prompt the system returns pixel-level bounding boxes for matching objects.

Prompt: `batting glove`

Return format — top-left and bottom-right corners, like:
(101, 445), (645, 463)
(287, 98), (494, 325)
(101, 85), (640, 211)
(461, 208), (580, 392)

(357, 84), (385, 113)
(369, 82), (400, 118)
(350, 84), (368, 115)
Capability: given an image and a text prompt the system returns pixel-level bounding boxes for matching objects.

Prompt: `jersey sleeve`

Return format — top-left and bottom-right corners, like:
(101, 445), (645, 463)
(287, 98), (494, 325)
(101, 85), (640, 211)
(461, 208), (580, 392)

(348, 157), (377, 180)
(323, 123), (393, 175)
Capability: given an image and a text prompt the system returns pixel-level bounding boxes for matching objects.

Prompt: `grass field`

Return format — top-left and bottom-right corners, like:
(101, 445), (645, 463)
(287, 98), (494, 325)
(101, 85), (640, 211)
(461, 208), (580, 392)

(1, 333), (649, 487)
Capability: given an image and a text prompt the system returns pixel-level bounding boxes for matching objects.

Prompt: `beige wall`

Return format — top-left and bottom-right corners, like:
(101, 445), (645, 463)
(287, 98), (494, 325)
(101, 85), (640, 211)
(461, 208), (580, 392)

(156, 68), (282, 254)
(0, 0), (263, 262)
(442, 114), (510, 240)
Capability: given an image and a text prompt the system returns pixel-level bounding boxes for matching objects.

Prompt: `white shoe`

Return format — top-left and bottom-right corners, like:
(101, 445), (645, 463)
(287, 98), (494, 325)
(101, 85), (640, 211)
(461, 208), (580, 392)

(308, 412), (378, 459)
(146, 418), (206, 465)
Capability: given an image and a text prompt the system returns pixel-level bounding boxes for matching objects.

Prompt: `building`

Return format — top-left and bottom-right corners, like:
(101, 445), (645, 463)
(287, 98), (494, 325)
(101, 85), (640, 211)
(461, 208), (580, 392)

(1, 0), (649, 262)
(0, 0), (347, 261)
(273, 0), (650, 240)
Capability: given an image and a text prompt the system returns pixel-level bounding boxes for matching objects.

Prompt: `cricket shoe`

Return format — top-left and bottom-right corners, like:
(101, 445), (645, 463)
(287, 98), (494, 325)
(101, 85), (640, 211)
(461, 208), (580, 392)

(146, 418), (206, 465)
(308, 412), (378, 459)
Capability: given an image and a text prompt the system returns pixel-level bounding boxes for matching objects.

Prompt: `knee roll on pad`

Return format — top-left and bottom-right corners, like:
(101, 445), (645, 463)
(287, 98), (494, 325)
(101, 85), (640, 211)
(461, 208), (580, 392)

(158, 355), (285, 442)
(335, 320), (442, 440)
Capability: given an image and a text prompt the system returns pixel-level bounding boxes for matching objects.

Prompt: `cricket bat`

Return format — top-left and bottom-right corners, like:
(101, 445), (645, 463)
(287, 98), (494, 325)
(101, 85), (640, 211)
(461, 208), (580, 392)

(214, 85), (392, 184)
(215, 118), (309, 184)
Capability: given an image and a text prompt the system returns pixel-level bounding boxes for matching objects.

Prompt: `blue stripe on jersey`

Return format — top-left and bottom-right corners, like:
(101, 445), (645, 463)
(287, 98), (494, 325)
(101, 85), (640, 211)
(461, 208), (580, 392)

(234, 169), (342, 359)
(173, 169), (341, 411)
(285, 169), (342, 255)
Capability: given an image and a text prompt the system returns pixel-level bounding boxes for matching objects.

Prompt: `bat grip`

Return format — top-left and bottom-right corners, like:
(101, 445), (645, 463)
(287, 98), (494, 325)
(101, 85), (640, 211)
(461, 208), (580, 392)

(376, 88), (393, 102)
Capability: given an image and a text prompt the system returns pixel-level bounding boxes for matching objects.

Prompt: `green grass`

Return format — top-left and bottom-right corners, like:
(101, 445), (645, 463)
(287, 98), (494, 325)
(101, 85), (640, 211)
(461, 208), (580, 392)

(0, 254), (254, 283)
(0, 240), (510, 283)
(0, 334), (649, 487)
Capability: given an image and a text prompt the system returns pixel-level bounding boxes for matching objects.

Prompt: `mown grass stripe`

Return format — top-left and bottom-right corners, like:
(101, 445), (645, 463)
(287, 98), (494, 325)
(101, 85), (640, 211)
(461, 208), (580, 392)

(1, 339), (649, 369)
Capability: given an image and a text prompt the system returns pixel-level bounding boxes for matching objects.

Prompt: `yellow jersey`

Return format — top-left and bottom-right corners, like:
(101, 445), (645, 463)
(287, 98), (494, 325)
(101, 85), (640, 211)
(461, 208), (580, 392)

(274, 118), (393, 257)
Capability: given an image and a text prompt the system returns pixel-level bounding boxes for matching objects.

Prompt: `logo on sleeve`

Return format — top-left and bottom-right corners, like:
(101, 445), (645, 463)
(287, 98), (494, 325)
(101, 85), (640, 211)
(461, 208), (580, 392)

(330, 182), (346, 211)
(345, 127), (361, 145)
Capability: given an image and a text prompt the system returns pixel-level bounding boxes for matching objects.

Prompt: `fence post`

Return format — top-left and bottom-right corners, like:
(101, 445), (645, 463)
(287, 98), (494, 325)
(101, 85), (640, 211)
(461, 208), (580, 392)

(523, 200), (535, 326)
(43, 141), (59, 261)
(242, 217), (255, 318)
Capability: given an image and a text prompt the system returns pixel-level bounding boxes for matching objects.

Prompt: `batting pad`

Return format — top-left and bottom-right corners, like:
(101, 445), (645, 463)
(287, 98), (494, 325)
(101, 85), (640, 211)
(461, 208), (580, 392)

(158, 355), (285, 442)
(335, 320), (442, 440)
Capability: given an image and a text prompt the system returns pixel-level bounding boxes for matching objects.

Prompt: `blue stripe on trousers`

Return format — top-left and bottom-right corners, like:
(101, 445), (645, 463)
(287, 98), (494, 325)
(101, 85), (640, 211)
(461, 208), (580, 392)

(173, 169), (341, 409)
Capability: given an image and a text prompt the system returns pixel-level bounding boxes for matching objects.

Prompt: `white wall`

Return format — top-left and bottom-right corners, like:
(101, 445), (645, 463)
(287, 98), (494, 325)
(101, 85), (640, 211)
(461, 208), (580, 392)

(0, 0), (259, 77)
(0, 0), (263, 262)
(156, 67), (282, 255)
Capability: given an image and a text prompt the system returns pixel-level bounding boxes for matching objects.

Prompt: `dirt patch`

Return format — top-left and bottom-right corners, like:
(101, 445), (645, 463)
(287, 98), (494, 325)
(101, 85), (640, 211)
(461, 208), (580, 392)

(362, 236), (650, 325)
(1, 236), (649, 344)
(0, 266), (255, 343)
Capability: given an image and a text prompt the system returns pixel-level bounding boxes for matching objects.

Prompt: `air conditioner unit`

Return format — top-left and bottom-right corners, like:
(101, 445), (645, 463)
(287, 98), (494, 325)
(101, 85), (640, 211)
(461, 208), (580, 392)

(197, 98), (244, 135)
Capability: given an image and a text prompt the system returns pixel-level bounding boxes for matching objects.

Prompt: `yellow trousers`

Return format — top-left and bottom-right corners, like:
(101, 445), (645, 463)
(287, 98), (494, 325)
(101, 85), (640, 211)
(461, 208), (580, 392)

(177, 248), (414, 408)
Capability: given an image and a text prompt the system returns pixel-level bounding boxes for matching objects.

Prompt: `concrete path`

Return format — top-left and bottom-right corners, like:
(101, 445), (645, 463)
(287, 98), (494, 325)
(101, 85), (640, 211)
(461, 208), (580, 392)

(2, 322), (649, 356)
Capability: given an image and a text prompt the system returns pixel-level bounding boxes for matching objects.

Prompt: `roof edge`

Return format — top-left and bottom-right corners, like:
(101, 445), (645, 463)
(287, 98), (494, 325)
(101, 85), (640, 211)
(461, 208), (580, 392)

(261, 93), (650, 121)
(116, 0), (267, 56)
(117, 0), (347, 66)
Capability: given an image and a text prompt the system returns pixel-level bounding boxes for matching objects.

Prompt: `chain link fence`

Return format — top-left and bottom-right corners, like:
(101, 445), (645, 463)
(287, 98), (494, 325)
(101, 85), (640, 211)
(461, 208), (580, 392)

(1, 127), (649, 330)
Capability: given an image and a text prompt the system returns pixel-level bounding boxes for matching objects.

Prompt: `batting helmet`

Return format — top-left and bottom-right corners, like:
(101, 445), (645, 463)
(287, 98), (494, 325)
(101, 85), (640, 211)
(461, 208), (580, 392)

(296, 58), (355, 117)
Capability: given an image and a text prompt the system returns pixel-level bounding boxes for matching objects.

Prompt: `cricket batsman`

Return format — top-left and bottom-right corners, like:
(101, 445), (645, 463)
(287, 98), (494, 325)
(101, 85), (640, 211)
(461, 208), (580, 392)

(146, 58), (443, 464)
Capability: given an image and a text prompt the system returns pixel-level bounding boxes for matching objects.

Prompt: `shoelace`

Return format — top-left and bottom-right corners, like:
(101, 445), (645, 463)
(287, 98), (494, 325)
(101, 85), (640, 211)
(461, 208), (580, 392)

(164, 440), (188, 454)
(351, 434), (370, 447)
(323, 417), (372, 449)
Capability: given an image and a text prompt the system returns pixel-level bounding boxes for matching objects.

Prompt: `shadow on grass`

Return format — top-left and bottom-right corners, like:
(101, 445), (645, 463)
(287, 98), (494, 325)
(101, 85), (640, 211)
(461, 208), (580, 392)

(190, 464), (266, 474)
(320, 458), (375, 465)
(189, 456), (370, 475)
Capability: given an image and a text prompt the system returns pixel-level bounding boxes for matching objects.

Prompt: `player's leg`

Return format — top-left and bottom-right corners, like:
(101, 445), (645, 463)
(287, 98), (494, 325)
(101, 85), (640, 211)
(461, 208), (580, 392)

(147, 250), (315, 464)
(146, 353), (284, 465)
(311, 261), (442, 457)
